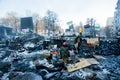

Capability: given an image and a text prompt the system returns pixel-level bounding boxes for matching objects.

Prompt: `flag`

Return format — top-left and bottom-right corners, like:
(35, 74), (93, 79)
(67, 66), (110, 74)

(67, 21), (73, 26)
(84, 24), (90, 28)
(44, 26), (48, 29)
(95, 25), (100, 31)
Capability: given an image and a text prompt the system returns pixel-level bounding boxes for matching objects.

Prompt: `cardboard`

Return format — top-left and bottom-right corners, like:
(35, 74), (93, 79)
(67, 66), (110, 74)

(93, 55), (106, 59)
(86, 38), (99, 46)
(86, 58), (99, 64)
(67, 58), (99, 72)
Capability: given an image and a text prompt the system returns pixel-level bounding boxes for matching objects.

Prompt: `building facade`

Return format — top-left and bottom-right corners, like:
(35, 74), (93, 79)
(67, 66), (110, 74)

(106, 17), (114, 37)
(114, 0), (120, 37)
(0, 25), (13, 38)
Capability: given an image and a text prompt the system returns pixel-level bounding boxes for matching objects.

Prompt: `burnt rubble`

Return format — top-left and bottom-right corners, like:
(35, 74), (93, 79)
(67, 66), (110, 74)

(0, 33), (120, 80)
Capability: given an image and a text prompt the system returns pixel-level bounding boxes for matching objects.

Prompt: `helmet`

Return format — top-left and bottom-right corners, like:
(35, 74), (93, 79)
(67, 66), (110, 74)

(63, 42), (67, 46)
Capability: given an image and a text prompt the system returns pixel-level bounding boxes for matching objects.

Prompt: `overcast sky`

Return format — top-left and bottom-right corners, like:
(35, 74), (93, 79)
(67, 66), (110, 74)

(0, 0), (118, 29)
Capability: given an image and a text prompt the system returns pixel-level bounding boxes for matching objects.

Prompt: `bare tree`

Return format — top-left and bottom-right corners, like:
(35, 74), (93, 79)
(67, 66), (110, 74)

(46, 10), (58, 31)
(43, 10), (61, 34)
(0, 11), (20, 33)
(85, 18), (96, 37)
(32, 13), (40, 33)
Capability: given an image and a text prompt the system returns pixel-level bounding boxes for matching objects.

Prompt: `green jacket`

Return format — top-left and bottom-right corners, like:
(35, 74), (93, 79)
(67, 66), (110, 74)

(60, 46), (70, 58)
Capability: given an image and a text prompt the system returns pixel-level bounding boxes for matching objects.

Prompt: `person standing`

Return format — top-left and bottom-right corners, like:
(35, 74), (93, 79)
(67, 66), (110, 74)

(74, 36), (82, 54)
(60, 41), (70, 64)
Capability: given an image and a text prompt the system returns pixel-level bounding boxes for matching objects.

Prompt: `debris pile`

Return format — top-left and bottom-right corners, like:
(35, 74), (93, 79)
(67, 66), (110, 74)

(0, 33), (120, 80)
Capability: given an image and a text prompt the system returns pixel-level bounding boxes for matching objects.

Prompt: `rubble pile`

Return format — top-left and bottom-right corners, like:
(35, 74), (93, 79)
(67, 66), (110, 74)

(98, 56), (120, 79)
(0, 33), (120, 80)
(95, 40), (120, 55)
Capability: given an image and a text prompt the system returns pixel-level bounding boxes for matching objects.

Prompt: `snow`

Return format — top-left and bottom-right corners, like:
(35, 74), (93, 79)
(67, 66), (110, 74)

(24, 42), (35, 48)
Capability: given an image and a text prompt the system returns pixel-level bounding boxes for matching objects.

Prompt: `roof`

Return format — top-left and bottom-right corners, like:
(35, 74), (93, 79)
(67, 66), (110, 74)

(0, 25), (12, 29)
